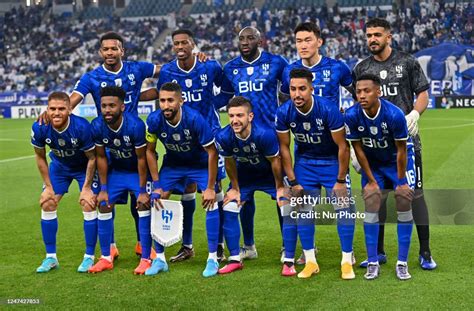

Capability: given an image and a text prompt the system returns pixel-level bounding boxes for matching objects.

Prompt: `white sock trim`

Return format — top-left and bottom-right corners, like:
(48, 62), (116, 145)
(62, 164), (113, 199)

(223, 201), (240, 213)
(138, 210), (151, 217)
(284, 258), (295, 263)
(207, 202), (219, 211)
(41, 210), (57, 220)
(341, 251), (353, 265)
(181, 192), (196, 201)
(216, 191), (224, 202)
(156, 252), (166, 261)
(303, 249), (316, 264)
(83, 211), (97, 221)
(397, 260), (408, 266)
(101, 255), (112, 262)
(84, 254), (95, 260)
(208, 252), (218, 261)
(46, 253), (57, 259)
(98, 212), (113, 221)
(228, 255), (241, 262)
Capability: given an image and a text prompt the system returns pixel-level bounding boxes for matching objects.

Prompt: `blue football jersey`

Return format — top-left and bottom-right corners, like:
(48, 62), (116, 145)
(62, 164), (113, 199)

(91, 113), (146, 172)
(73, 61), (155, 116)
(215, 124), (279, 182)
(275, 95), (344, 161)
(221, 51), (288, 128)
(146, 105), (214, 168)
(31, 115), (95, 171)
(344, 98), (413, 165)
(281, 57), (352, 105)
(156, 58), (225, 133)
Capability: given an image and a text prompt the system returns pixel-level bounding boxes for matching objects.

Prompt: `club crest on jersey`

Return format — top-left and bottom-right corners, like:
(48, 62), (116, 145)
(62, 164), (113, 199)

(381, 122), (389, 133)
(303, 122), (311, 131)
(370, 126), (378, 135)
(184, 129), (192, 140)
(323, 70), (331, 82)
(358, 126), (365, 132)
(379, 70), (388, 80)
(200, 74), (208, 86)
(114, 79), (122, 87)
(250, 142), (257, 152)
(71, 138), (78, 146)
(113, 139), (121, 146)
(172, 134), (181, 141)
(128, 74), (136, 86)
(58, 139), (66, 146)
(345, 124), (351, 135)
(246, 67), (254, 75)
(262, 64), (270, 75)
(123, 135), (131, 146)
(46, 138), (51, 144)
(395, 66), (403, 78)
(243, 145), (251, 153)
(316, 118), (324, 130)
(185, 79), (193, 88)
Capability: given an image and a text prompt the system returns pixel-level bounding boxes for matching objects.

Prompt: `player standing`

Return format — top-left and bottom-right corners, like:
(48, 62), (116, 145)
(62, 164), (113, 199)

(353, 18), (436, 269)
(145, 82), (220, 277)
(88, 87), (151, 274)
(275, 69), (355, 279)
(140, 29), (231, 263)
(345, 74), (416, 280)
(31, 92), (97, 273)
(215, 96), (287, 274)
(220, 26), (288, 259)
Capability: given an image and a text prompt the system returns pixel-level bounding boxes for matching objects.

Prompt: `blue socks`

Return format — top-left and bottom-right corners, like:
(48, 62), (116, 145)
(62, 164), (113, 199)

(41, 210), (58, 254)
(397, 211), (414, 262)
(206, 207), (220, 253)
(336, 208), (355, 253)
(138, 210), (152, 259)
(240, 198), (256, 246)
(98, 211), (113, 257)
(223, 203), (240, 257)
(181, 193), (196, 246)
(83, 211), (98, 256)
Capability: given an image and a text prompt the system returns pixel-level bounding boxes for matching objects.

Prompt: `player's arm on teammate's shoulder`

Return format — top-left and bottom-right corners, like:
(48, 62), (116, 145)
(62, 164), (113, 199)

(140, 88), (159, 101)
(80, 148), (97, 208)
(223, 156), (241, 206)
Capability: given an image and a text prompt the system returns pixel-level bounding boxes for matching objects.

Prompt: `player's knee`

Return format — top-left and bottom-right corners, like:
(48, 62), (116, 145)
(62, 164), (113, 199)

(414, 188), (424, 200)
(161, 191), (171, 200)
(81, 201), (96, 212)
(395, 188), (414, 212)
(98, 204), (113, 214)
(397, 210), (413, 222)
(41, 200), (57, 212)
(137, 202), (150, 212)
(363, 189), (382, 213)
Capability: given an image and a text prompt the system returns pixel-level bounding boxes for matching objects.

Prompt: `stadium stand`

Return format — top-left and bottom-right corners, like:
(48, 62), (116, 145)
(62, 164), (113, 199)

(0, 0), (472, 92)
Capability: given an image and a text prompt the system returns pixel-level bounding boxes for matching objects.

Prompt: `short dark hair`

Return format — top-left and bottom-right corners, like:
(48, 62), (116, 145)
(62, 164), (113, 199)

(48, 91), (70, 104)
(172, 29), (194, 40)
(100, 86), (126, 102)
(356, 73), (381, 86)
(365, 18), (391, 31)
(226, 96), (253, 112)
(100, 31), (124, 46)
(160, 82), (182, 94)
(289, 68), (313, 84)
(294, 22), (321, 38)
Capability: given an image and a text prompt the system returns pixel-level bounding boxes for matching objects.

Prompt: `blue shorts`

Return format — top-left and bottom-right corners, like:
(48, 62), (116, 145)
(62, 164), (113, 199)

(294, 158), (352, 196)
(361, 152), (416, 190)
(107, 170), (142, 204)
(159, 166), (210, 192)
(49, 161), (99, 195)
(233, 175), (276, 202)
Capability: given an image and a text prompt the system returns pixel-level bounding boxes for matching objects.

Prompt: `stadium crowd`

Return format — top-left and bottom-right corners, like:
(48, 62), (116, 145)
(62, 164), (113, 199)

(1, 0), (472, 93)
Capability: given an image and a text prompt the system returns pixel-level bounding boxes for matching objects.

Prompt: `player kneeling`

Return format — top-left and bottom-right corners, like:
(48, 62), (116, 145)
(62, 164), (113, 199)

(32, 92), (98, 273)
(88, 86), (152, 274)
(345, 74), (415, 280)
(215, 97), (287, 274)
(146, 82), (220, 277)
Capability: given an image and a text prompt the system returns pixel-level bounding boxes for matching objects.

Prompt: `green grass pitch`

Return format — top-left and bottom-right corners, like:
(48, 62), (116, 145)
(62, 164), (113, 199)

(0, 109), (473, 309)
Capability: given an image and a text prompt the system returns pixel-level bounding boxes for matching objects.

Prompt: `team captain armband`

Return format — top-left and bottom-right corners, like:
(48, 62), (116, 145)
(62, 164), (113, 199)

(145, 130), (158, 143)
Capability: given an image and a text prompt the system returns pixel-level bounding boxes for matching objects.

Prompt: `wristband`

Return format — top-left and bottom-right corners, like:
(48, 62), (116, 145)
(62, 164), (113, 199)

(397, 177), (408, 186)
(139, 186), (147, 194)
(336, 179), (346, 184)
(100, 184), (107, 192)
(288, 179), (299, 187)
(152, 180), (159, 189)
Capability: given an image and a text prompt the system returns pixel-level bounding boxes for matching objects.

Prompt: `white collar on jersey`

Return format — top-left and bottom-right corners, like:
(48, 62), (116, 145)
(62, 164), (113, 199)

(102, 61), (124, 75)
(241, 50), (262, 65)
(301, 55), (323, 69)
(295, 96), (314, 116)
(106, 116), (124, 133)
(235, 125), (252, 141)
(176, 56), (197, 74)
(53, 116), (71, 134)
(362, 101), (382, 120)
(165, 107), (183, 128)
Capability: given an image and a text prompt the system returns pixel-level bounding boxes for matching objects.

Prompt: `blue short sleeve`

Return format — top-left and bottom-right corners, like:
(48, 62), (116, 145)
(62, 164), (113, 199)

(31, 122), (45, 148)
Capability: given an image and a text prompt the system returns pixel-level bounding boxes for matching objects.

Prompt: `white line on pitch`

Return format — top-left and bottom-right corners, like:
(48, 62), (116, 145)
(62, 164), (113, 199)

(0, 155), (35, 163)
(423, 123), (474, 130)
(0, 138), (29, 141)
